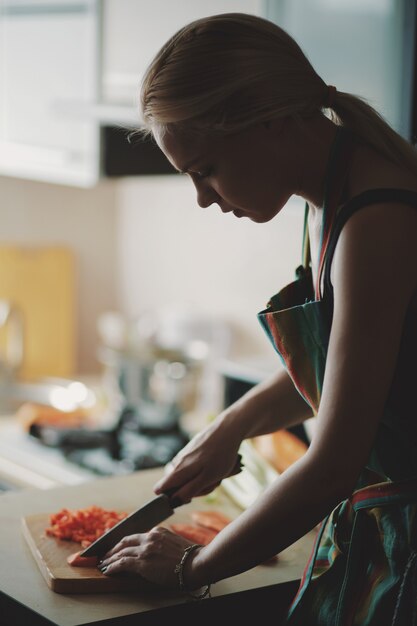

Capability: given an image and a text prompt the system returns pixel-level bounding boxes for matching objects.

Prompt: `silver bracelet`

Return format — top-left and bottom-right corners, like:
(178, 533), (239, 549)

(174, 544), (211, 600)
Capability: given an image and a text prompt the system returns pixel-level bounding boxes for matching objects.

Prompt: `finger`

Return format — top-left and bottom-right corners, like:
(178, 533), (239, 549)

(101, 555), (139, 576)
(197, 481), (221, 496)
(154, 466), (198, 495)
(103, 533), (144, 558)
(154, 446), (205, 493)
(154, 456), (183, 491)
(167, 472), (216, 504)
(100, 546), (139, 569)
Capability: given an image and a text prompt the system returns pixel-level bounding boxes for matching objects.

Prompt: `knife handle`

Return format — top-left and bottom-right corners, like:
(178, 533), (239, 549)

(228, 453), (244, 477)
(162, 454), (243, 506)
(164, 454), (243, 484)
(162, 487), (183, 508)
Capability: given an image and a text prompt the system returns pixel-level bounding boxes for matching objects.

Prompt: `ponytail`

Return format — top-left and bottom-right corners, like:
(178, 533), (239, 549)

(329, 90), (417, 177)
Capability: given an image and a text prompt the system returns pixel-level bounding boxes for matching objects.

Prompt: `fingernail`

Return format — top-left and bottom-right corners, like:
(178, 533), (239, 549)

(100, 566), (107, 573)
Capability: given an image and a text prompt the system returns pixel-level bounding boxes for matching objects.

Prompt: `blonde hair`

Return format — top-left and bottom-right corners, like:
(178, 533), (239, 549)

(140, 12), (417, 176)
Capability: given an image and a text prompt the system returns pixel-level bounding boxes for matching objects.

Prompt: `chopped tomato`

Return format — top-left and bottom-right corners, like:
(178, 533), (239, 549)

(173, 511), (279, 564)
(191, 510), (232, 532)
(170, 523), (217, 545)
(45, 506), (127, 546)
(67, 551), (99, 568)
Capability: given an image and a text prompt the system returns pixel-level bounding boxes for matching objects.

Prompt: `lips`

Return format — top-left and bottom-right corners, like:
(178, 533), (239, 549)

(219, 204), (242, 216)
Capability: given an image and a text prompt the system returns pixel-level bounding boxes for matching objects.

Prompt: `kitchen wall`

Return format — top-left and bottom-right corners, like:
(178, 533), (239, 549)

(0, 175), (119, 373)
(0, 173), (303, 374)
(116, 175), (304, 362)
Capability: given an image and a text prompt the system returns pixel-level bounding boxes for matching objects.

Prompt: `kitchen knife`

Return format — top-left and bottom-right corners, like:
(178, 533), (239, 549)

(79, 493), (178, 558)
(79, 453), (243, 558)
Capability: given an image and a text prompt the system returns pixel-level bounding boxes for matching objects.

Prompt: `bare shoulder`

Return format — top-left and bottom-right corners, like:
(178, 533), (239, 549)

(341, 197), (417, 256)
(331, 198), (417, 309)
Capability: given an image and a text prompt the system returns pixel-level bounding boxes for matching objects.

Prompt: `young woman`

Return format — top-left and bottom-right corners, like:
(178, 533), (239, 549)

(99, 13), (417, 624)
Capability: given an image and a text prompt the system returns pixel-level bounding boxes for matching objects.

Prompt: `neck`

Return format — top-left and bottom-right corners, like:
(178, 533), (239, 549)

(294, 115), (339, 211)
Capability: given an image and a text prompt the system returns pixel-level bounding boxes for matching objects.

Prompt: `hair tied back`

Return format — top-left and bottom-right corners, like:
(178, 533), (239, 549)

(324, 85), (337, 109)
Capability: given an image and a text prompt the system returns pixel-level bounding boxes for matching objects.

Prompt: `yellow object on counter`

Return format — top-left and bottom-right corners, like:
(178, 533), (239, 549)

(0, 245), (76, 379)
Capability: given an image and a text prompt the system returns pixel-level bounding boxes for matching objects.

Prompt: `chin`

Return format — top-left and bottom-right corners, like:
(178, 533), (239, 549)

(233, 205), (279, 223)
(248, 212), (275, 224)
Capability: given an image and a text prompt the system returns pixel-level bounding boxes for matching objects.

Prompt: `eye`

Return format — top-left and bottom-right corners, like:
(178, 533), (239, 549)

(191, 168), (212, 180)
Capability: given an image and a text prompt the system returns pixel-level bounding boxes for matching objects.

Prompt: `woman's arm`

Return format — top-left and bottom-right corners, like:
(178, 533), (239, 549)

(153, 367), (312, 502)
(219, 366), (313, 441)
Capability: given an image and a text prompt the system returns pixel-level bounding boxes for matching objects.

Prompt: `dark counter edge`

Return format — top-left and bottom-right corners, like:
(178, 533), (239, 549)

(1, 579), (300, 626)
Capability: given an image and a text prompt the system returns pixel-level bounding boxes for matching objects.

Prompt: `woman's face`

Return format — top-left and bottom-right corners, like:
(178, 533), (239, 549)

(157, 121), (301, 223)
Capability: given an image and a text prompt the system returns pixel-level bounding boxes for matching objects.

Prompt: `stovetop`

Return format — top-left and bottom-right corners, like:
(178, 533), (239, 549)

(28, 406), (189, 478)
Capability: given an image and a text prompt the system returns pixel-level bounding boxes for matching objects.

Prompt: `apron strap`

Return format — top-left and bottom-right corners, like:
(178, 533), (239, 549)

(301, 202), (311, 269)
(315, 128), (355, 300)
(300, 128), (354, 297)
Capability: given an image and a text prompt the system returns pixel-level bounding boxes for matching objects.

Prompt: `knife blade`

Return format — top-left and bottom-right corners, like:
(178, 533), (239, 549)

(79, 493), (177, 558)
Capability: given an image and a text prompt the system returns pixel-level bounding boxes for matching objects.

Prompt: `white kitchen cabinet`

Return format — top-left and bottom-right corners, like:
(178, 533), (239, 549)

(102, 0), (266, 104)
(0, 0), (101, 186)
(0, 0), (265, 187)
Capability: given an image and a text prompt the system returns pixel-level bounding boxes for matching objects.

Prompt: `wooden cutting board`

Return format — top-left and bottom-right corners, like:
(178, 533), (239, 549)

(0, 245), (76, 379)
(22, 503), (238, 594)
(21, 513), (147, 594)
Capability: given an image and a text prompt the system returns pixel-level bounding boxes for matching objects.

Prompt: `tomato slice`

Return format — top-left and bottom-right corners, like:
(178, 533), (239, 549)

(191, 510), (232, 532)
(67, 551), (98, 568)
(170, 523), (218, 545)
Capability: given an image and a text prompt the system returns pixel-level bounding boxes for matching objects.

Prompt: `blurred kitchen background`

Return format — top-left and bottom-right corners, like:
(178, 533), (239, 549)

(0, 0), (416, 495)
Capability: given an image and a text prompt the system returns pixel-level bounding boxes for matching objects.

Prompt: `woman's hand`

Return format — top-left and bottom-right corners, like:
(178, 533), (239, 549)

(98, 526), (201, 589)
(154, 367), (312, 505)
(154, 416), (243, 504)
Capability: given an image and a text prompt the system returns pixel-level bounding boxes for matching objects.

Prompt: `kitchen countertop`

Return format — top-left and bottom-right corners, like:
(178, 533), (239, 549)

(0, 416), (96, 490)
(0, 467), (316, 626)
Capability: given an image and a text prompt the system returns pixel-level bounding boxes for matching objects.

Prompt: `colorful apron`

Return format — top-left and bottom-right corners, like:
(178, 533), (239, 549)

(257, 128), (417, 625)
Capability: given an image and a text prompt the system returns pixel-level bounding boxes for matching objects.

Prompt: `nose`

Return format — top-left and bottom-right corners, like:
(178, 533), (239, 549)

(195, 182), (219, 209)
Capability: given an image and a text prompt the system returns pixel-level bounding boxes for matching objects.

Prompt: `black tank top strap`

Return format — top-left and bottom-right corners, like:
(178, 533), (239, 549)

(322, 188), (417, 317)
